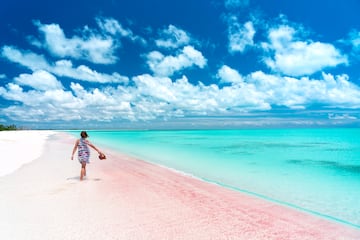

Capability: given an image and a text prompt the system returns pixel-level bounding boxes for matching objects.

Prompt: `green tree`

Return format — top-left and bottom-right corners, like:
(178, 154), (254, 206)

(0, 124), (18, 131)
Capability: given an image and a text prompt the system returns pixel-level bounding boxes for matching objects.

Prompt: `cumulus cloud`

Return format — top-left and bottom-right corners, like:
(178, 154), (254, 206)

(155, 25), (191, 49)
(1, 45), (49, 71)
(1, 66), (360, 123)
(0, 83), (75, 108)
(262, 25), (348, 76)
(30, 17), (146, 65)
(0, 73), (257, 123)
(96, 17), (146, 45)
(248, 71), (360, 109)
(1, 46), (128, 83)
(52, 60), (129, 83)
(0, 82), (124, 122)
(216, 65), (360, 109)
(96, 17), (132, 37)
(217, 65), (244, 84)
(227, 17), (256, 53)
(131, 74), (261, 115)
(31, 20), (118, 64)
(14, 70), (63, 91)
(146, 46), (207, 77)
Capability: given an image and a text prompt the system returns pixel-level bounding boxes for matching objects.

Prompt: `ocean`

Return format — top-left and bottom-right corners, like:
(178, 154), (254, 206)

(69, 128), (360, 228)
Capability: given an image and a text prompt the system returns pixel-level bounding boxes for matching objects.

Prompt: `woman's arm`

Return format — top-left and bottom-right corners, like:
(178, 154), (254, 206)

(87, 141), (102, 154)
(71, 139), (79, 160)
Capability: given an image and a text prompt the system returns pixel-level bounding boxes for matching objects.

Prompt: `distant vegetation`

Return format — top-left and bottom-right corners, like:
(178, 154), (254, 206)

(0, 124), (18, 131)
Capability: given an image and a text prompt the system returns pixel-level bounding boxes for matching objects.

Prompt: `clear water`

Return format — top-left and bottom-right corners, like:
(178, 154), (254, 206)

(69, 128), (360, 228)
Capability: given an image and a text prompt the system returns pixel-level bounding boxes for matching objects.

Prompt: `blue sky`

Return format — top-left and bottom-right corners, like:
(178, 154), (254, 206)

(1, 0), (360, 129)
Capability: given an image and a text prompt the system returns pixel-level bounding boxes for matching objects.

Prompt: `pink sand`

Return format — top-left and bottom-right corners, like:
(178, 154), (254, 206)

(0, 132), (359, 239)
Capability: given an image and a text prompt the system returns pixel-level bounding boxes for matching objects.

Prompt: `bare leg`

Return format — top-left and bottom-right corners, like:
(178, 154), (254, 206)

(80, 162), (86, 181)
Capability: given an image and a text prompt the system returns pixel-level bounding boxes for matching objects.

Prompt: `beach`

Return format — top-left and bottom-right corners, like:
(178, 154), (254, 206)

(0, 131), (359, 240)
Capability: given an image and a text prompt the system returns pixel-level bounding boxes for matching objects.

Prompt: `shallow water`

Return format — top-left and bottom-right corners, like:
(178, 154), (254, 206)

(69, 128), (360, 227)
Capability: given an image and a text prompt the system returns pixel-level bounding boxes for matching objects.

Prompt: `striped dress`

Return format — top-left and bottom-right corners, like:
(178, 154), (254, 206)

(78, 138), (90, 163)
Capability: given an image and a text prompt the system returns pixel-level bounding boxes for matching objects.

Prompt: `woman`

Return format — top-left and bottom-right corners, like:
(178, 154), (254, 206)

(71, 131), (104, 181)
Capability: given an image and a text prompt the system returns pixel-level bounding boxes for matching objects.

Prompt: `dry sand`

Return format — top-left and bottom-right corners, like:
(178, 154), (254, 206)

(0, 131), (359, 240)
(0, 130), (55, 177)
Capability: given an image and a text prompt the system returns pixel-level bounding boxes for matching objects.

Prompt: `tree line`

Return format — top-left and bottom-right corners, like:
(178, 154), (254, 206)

(0, 124), (18, 131)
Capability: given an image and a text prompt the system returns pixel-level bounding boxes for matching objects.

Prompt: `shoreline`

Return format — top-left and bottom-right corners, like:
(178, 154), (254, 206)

(99, 138), (360, 230)
(0, 131), (359, 239)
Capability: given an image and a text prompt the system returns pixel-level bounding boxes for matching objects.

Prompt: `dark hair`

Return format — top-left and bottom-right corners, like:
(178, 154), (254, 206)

(80, 131), (88, 138)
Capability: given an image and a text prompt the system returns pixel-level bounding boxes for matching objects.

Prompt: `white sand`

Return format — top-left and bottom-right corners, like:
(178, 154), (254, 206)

(0, 130), (56, 177)
(0, 131), (359, 240)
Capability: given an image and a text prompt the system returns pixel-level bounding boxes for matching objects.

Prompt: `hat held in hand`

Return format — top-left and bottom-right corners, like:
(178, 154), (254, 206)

(98, 153), (106, 160)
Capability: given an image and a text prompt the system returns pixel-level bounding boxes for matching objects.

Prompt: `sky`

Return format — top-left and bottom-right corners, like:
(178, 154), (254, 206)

(1, 0), (360, 129)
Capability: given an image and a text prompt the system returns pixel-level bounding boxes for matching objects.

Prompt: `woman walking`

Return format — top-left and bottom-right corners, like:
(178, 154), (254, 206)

(71, 131), (104, 181)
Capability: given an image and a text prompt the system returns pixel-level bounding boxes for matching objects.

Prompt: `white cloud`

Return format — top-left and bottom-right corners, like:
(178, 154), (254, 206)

(146, 46), (207, 77)
(155, 25), (191, 49)
(349, 30), (360, 50)
(262, 25), (348, 76)
(29, 18), (146, 64)
(1, 45), (49, 71)
(70, 82), (117, 106)
(14, 70), (63, 91)
(96, 17), (146, 45)
(53, 60), (129, 83)
(225, 0), (249, 9)
(328, 113), (357, 120)
(0, 82), (121, 122)
(0, 72), (260, 123)
(1, 67), (360, 123)
(31, 20), (118, 64)
(132, 74), (225, 115)
(133, 74), (177, 102)
(96, 17), (132, 37)
(1, 46), (128, 84)
(0, 83), (25, 103)
(247, 71), (360, 109)
(217, 65), (244, 84)
(0, 74), (6, 79)
(228, 17), (256, 53)
(345, 30), (360, 59)
(216, 66), (360, 109)
(0, 83), (75, 109)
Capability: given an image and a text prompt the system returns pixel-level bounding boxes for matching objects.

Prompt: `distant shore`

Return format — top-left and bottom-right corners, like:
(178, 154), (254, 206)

(0, 131), (359, 239)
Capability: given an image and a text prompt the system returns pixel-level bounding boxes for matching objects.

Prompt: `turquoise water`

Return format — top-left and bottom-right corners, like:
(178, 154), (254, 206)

(69, 128), (360, 228)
